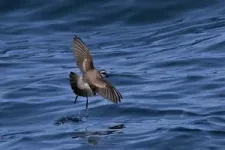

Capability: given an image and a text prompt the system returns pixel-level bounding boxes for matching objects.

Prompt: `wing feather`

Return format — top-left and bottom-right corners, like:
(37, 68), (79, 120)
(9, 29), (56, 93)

(72, 35), (94, 73)
(91, 77), (122, 103)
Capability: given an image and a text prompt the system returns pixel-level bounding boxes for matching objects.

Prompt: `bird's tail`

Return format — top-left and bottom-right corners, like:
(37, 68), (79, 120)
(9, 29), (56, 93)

(69, 72), (79, 84)
(69, 72), (79, 93)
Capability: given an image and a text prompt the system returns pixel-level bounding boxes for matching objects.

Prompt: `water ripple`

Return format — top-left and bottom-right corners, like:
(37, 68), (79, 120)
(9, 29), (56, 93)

(1, 0), (225, 149)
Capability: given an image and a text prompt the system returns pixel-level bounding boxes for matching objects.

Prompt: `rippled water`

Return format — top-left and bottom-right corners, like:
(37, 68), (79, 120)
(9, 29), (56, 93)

(1, 0), (225, 149)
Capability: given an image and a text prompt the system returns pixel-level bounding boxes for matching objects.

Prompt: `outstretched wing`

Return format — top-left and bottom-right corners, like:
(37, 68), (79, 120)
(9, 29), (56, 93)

(72, 35), (94, 73)
(91, 76), (122, 103)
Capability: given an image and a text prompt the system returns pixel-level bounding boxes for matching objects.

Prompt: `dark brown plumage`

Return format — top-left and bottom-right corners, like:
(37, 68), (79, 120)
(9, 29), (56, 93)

(69, 35), (122, 109)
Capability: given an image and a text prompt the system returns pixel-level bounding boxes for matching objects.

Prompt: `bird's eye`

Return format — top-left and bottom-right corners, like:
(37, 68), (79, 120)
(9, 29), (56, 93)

(100, 70), (106, 74)
(100, 70), (108, 78)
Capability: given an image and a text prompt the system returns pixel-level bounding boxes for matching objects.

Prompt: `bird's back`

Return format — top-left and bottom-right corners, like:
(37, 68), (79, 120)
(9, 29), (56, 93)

(69, 72), (95, 97)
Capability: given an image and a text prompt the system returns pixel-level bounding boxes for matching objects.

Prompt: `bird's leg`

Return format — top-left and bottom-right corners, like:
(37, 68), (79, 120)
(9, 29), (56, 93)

(86, 97), (88, 109)
(85, 97), (89, 117)
(74, 95), (78, 104)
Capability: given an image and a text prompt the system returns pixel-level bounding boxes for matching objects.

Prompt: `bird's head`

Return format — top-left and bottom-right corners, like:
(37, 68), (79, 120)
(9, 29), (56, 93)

(99, 69), (108, 78)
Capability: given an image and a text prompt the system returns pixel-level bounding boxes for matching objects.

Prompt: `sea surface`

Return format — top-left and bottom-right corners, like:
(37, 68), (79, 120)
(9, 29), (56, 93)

(1, 0), (225, 149)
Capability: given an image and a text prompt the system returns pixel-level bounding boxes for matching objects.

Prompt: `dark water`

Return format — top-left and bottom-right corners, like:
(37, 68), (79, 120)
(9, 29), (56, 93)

(1, 0), (225, 149)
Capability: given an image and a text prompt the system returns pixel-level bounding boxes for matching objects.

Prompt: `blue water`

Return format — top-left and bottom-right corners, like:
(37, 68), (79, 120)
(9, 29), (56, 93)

(1, 0), (225, 149)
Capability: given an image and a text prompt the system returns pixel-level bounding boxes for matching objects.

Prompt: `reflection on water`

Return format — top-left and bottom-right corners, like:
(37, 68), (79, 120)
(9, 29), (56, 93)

(54, 115), (125, 145)
(72, 124), (125, 145)
(54, 115), (83, 125)
(108, 124), (125, 129)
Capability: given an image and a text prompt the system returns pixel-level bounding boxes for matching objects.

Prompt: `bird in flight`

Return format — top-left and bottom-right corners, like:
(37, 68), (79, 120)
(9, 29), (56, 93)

(69, 35), (122, 111)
